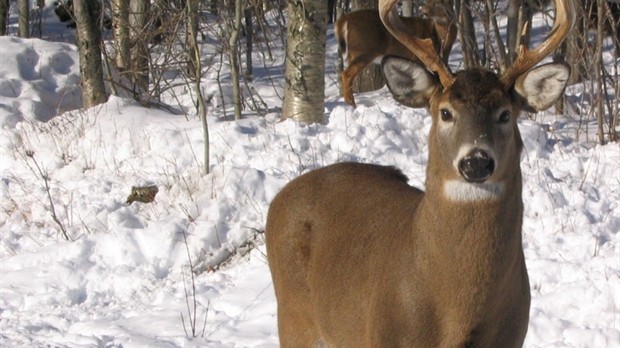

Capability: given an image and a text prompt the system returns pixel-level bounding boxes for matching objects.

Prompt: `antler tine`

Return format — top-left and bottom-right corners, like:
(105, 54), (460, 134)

(379, 0), (455, 88)
(500, 0), (575, 86)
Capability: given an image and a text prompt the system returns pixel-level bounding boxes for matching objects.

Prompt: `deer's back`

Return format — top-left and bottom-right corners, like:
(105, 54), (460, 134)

(335, 10), (434, 60)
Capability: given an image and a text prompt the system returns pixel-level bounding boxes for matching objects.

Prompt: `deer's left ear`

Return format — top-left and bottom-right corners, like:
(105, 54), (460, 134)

(514, 62), (570, 112)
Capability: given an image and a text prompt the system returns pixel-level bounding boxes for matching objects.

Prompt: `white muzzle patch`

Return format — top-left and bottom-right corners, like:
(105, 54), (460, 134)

(443, 180), (505, 202)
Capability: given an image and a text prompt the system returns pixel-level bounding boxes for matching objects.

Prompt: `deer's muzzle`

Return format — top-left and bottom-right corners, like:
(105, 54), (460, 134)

(458, 149), (495, 183)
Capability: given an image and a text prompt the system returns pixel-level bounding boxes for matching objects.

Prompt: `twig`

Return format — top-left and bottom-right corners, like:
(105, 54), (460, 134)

(25, 151), (70, 241)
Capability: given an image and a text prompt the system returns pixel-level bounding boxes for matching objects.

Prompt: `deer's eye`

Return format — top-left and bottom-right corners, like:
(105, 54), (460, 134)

(498, 110), (511, 123)
(440, 109), (453, 122)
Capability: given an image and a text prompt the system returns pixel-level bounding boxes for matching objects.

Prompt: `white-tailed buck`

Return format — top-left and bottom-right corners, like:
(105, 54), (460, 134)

(266, 0), (574, 345)
(335, 0), (457, 107)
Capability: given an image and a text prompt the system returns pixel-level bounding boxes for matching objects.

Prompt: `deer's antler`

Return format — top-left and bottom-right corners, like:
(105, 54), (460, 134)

(500, 0), (575, 86)
(379, 0), (456, 88)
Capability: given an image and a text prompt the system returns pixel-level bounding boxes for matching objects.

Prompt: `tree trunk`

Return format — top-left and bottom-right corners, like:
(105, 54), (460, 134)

(327, 0), (336, 23)
(245, 6), (253, 80)
(18, 0), (29, 38)
(73, 0), (108, 109)
(130, 0), (150, 101)
(187, 0), (210, 174)
(0, 0), (10, 36)
(456, 0), (480, 68)
(485, 0), (507, 72)
(506, 0), (521, 64)
(111, 0), (130, 71)
(350, 0), (385, 97)
(565, 4), (586, 85)
(282, 0), (326, 124)
(186, 0), (198, 78)
(402, 0), (413, 17)
(506, 0), (533, 65)
(229, 0), (243, 120)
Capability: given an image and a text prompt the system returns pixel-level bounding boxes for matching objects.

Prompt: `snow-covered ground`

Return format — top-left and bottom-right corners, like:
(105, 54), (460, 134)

(1, 4), (619, 348)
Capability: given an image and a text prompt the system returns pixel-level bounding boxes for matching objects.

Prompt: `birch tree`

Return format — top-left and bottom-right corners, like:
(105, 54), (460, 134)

(111, 0), (130, 71)
(282, 0), (327, 123)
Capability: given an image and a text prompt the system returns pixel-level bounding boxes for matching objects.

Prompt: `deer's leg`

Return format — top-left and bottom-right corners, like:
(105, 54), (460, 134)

(341, 68), (357, 107)
(341, 55), (375, 107)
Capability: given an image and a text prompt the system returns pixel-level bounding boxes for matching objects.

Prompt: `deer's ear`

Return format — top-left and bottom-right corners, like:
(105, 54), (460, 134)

(382, 56), (439, 108)
(514, 63), (570, 112)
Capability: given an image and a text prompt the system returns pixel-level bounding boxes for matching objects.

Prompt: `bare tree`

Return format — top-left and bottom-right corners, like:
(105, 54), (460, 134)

(73, 0), (108, 108)
(0, 0), (10, 35)
(456, 0), (480, 68)
(244, 3), (254, 79)
(229, 0), (243, 120)
(506, 0), (535, 64)
(130, 0), (150, 101)
(18, 0), (29, 38)
(499, 0), (618, 143)
(31, 0), (45, 38)
(187, 0), (210, 174)
(282, 0), (327, 123)
(551, 0), (618, 143)
(590, 0), (618, 143)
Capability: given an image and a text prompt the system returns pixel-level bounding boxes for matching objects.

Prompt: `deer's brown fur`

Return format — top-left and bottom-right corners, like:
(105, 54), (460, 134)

(266, 0), (573, 346)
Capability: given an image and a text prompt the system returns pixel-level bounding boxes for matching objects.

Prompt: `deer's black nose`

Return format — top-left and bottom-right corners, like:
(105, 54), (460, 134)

(458, 149), (495, 183)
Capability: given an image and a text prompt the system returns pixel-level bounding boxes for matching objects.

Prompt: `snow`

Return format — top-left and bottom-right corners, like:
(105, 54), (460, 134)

(1, 5), (619, 348)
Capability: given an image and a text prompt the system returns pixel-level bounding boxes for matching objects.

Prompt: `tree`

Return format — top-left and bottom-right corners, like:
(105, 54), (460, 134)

(244, 3), (254, 79)
(0, 0), (10, 36)
(456, 0), (480, 68)
(402, 0), (414, 17)
(129, 0), (150, 101)
(111, 0), (130, 71)
(18, 0), (29, 38)
(229, 0), (243, 120)
(282, 0), (327, 123)
(73, 0), (107, 108)
(187, 0), (210, 174)
(506, 0), (533, 64)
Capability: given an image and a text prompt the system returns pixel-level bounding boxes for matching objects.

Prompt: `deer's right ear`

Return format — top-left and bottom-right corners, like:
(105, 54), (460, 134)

(382, 56), (439, 108)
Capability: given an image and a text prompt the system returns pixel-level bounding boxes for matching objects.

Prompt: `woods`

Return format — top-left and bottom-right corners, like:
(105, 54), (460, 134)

(0, 0), (617, 137)
(0, 1), (618, 345)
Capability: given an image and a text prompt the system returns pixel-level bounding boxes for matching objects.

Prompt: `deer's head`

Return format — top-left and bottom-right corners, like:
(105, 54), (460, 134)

(380, 0), (574, 201)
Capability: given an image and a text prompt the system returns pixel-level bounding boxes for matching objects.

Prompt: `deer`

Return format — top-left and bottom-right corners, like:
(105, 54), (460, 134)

(335, 0), (457, 108)
(265, 0), (574, 345)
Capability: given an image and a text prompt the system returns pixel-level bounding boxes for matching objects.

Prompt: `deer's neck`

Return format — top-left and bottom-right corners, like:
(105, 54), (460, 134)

(415, 170), (524, 279)
(410, 172), (525, 328)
